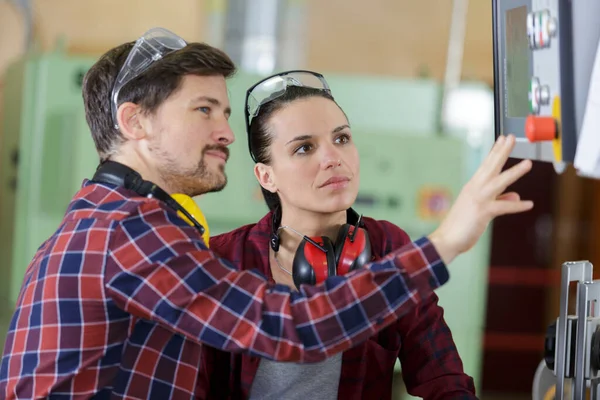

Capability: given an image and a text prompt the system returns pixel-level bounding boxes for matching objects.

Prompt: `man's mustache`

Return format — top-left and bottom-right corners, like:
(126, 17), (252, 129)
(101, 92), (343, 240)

(202, 144), (230, 162)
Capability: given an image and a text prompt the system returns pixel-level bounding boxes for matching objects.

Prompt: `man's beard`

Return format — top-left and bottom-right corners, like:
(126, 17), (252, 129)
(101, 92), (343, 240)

(154, 144), (230, 197)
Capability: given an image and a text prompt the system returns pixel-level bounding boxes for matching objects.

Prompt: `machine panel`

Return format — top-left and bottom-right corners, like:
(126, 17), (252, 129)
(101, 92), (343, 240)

(492, 0), (600, 170)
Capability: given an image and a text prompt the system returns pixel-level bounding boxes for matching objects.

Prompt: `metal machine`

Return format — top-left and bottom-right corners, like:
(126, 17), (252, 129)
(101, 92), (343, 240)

(0, 47), (494, 396)
(492, 1), (600, 398)
(492, 0), (600, 173)
(539, 261), (600, 400)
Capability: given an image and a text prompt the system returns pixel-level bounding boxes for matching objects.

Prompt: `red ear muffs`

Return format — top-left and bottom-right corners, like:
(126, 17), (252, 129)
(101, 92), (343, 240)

(334, 225), (371, 276)
(292, 236), (336, 288)
(292, 225), (371, 288)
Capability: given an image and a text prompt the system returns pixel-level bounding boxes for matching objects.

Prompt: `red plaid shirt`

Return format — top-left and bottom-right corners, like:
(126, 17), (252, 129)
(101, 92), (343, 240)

(197, 212), (476, 399)
(0, 181), (450, 399)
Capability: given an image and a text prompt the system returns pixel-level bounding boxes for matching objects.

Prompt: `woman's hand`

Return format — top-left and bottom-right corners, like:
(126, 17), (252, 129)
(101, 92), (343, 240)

(428, 134), (533, 265)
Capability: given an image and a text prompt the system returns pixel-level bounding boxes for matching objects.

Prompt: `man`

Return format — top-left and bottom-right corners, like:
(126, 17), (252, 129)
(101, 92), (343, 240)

(0, 27), (532, 399)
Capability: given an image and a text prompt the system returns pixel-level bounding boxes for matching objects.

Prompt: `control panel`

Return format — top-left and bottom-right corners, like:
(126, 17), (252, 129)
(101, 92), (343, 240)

(492, 0), (600, 172)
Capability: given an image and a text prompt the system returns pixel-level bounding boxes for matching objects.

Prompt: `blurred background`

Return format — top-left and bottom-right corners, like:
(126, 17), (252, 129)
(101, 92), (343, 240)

(1, 0), (599, 399)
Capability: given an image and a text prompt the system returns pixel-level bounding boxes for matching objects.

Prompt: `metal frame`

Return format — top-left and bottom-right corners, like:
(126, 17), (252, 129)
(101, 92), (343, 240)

(552, 261), (600, 399)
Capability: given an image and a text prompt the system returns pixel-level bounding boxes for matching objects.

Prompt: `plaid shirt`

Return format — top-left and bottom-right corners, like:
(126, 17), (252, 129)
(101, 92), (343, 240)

(0, 181), (450, 399)
(197, 212), (476, 399)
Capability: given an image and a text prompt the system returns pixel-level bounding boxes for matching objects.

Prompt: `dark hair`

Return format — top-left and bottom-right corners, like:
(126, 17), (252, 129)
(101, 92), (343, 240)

(249, 86), (344, 211)
(82, 41), (236, 161)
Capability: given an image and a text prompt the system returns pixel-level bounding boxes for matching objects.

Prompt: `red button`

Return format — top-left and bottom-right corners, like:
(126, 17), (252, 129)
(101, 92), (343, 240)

(525, 115), (557, 142)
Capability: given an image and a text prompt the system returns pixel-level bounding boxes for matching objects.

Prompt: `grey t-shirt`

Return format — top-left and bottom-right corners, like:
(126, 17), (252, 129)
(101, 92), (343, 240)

(249, 353), (343, 399)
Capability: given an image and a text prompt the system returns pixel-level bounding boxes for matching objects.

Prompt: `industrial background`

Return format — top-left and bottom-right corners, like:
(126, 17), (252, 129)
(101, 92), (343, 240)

(2, 1), (600, 398)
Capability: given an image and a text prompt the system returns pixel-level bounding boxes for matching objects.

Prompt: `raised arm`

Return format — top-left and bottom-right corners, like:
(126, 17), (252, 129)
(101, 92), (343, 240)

(105, 202), (445, 363)
(105, 134), (533, 363)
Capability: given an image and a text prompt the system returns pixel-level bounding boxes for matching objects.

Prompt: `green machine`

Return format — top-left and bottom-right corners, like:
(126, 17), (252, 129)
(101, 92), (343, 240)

(0, 49), (493, 396)
(0, 48), (99, 341)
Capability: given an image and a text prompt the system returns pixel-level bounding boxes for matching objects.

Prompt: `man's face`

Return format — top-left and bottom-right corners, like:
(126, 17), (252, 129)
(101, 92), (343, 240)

(143, 74), (235, 197)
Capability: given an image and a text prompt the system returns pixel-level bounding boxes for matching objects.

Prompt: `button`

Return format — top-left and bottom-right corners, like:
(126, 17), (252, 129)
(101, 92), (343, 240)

(539, 85), (550, 105)
(546, 13), (557, 37)
(525, 115), (557, 142)
(529, 78), (551, 114)
(530, 78), (540, 114)
(538, 10), (549, 48)
(527, 12), (536, 48)
(528, 10), (558, 50)
(541, 10), (558, 41)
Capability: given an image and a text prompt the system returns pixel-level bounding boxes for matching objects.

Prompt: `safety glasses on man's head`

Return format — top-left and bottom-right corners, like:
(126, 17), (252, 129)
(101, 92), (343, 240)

(244, 70), (332, 162)
(111, 27), (187, 129)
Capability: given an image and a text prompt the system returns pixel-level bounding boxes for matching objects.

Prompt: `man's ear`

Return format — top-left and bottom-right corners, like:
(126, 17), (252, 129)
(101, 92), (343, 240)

(254, 163), (277, 193)
(117, 102), (146, 140)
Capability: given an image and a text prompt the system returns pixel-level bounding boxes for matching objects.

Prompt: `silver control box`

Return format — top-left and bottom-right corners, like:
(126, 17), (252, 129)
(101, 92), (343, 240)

(492, 0), (600, 170)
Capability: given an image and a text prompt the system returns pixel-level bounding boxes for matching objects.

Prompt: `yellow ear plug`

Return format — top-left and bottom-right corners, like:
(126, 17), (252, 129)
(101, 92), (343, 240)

(171, 193), (210, 247)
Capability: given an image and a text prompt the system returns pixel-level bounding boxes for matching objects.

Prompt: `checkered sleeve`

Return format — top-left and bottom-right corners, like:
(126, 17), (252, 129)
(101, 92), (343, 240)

(104, 201), (449, 363)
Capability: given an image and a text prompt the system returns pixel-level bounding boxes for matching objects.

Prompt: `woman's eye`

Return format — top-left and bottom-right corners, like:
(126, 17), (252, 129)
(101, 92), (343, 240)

(197, 107), (211, 114)
(295, 144), (312, 154)
(336, 134), (351, 144)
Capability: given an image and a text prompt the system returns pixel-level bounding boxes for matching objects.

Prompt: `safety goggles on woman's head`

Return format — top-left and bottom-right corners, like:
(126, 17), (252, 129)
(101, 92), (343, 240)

(111, 27), (187, 129)
(245, 70), (332, 162)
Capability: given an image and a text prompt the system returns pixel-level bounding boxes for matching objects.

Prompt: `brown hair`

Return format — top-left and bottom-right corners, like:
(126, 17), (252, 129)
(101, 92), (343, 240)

(82, 41), (236, 161)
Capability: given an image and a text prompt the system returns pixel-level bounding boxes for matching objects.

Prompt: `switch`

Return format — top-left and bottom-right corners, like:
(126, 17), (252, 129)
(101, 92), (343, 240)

(547, 17), (557, 38)
(530, 78), (540, 114)
(527, 12), (535, 48)
(529, 77), (551, 114)
(525, 115), (557, 142)
(528, 9), (558, 50)
(539, 85), (550, 105)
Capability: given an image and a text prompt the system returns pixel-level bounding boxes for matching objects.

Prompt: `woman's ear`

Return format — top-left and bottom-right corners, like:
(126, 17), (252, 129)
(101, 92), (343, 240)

(254, 163), (277, 193)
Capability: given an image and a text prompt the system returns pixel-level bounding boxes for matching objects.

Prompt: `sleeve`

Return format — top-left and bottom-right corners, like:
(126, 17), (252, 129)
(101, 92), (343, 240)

(103, 202), (450, 363)
(378, 220), (476, 399)
(397, 294), (477, 399)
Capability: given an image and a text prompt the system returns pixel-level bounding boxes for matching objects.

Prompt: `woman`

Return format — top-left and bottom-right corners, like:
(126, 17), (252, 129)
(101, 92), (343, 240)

(197, 70), (528, 399)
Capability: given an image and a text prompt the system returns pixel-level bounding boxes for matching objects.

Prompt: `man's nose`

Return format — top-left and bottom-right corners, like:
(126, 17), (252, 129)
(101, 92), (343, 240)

(213, 120), (235, 145)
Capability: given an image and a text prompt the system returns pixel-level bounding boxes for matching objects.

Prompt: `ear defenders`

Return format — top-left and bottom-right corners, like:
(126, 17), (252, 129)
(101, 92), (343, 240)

(91, 161), (208, 245)
(270, 207), (372, 288)
(171, 193), (210, 247)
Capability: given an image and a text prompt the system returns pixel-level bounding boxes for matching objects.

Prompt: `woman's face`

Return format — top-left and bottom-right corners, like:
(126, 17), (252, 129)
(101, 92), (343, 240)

(255, 96), (360, 215)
